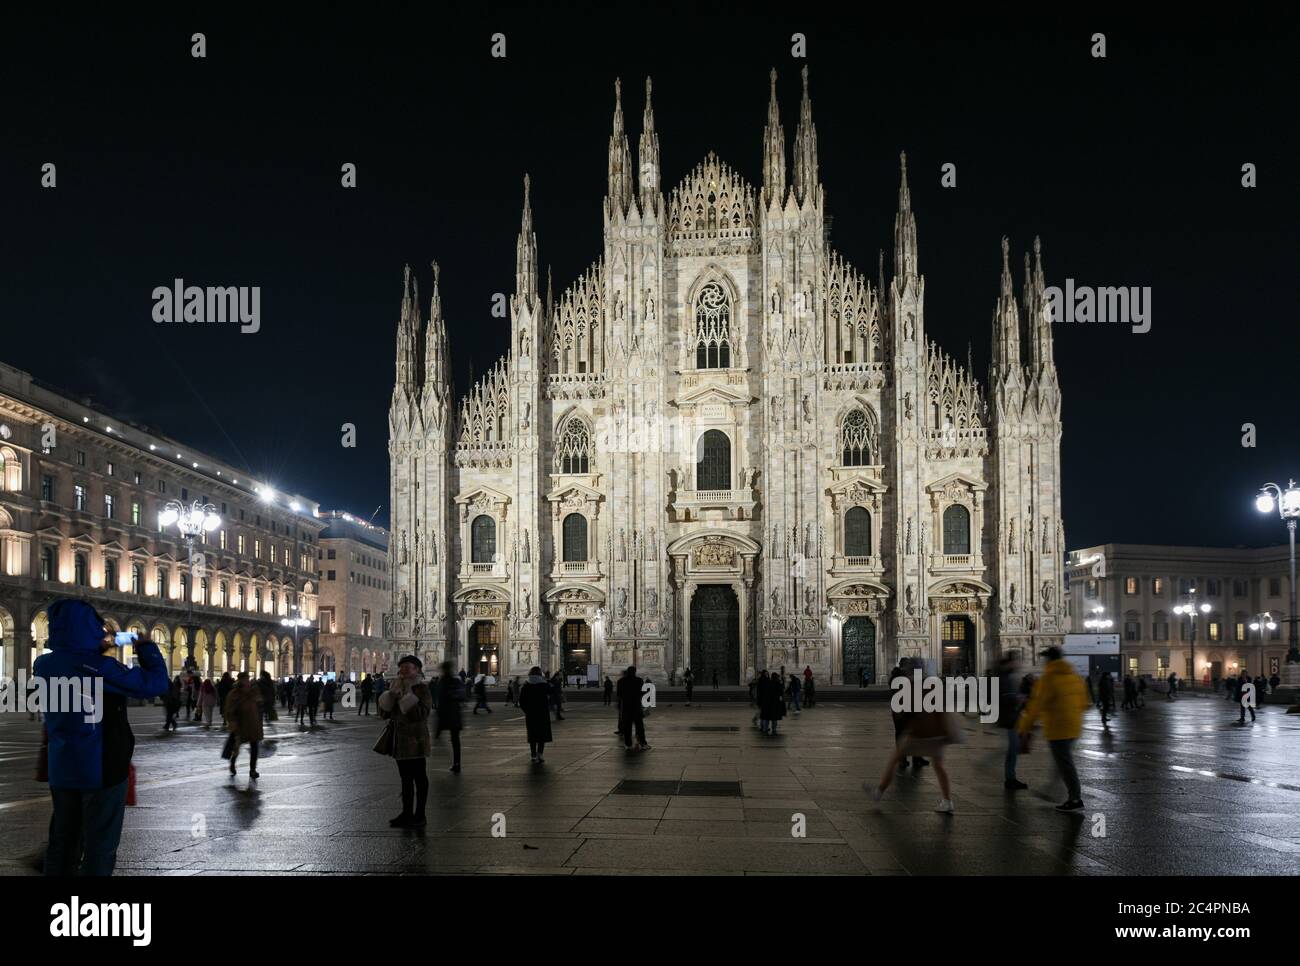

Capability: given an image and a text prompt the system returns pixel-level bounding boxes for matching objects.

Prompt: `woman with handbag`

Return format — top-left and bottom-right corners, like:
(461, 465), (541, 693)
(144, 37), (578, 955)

(375, 655), (433, 828)
(867, 708), (959, 813)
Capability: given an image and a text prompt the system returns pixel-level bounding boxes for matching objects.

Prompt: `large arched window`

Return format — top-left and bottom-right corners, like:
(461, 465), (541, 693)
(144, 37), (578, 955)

(555, 418), (591, 474)
(840, 408), (874, 466)
(41, 547), (55, 581)
(844, 507), (872, 557)
(942, 504), (971, 555)
(471, 514), (497, 563)
(696, 430), (732, 491)
(694, 281), (732, 369)
(104, 558), (118, 592)
(0, 447), (21, 491)
(74, 553), (87, 586)
(562, 513), (588, 562)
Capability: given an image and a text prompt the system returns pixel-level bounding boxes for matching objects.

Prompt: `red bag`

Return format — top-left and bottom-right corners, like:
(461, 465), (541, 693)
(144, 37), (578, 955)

(126, 764), (137, 806)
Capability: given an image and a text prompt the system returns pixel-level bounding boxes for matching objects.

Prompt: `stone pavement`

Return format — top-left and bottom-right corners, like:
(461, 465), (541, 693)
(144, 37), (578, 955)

(1, 691), (1298, 875)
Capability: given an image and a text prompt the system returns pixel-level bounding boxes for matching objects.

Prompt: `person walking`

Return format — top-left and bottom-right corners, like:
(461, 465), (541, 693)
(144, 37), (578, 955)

(322, 679), (337, 720)
(375, 655), (433, 828)
(217, 671), (234, 723)
(762, 670), (786, 735)
(802, 673), (815, 709)
(198, 677), (218, 729)
(293, 676), (308, 726)
(1098, 670), (1115, 727)
(183, 670), (198, 721)
(1018, 646), (1089, 811)
(164, 676), (183, 731)
(358, 674), (374, 715)
(36, 600), (169, 876)
(1137, 675), (1147, 707)
(306, 675), (322, 726)
(258, 670), (276, 723)
(787, 673), (802, 716)
(996, 655), (1027, 790)
(472, 673), (492, 715)
(867, 707), (959, 813)
(549, 671), (565, 721)
(1166, 671), (1178, 700)
(1270, 672), (1281, 692)
(616, 666), (650, 751)
(1236, 671), (1256, 723)
(603, 675), (614, 706)
(683, 667), (694, 706)
(505, 676), (517, 708)
(1121, 673), (1137, 711)
(712, 669), (719, 690)
(888, 658), (926, 770)
(223, 671), (264, 779)
(434, 661), (464, 773)
(754, 669), (771, 732)
(519, 666), (553, 763)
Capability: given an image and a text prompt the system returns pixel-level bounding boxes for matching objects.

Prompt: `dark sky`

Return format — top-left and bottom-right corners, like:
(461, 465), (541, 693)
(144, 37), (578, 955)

(4, 10), (1298, 547)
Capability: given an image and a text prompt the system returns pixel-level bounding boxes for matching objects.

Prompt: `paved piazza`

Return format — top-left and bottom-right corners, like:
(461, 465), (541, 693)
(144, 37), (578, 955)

(2, 692), (1298, 876)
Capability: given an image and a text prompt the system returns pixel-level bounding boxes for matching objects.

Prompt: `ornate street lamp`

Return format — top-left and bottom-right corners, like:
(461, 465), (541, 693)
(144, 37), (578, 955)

(1083, 605), (1113, 631)
(281, 605), (311, 677)
(1255, 480), (1300, 667)
(1249, 611), (1277, 679)
(1173, 591), (1210, 689)
(158, 500), (221, 669)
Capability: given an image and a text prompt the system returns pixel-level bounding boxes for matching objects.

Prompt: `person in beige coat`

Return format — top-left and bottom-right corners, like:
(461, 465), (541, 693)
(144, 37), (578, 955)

(223, 672), (264, 779)
(375, 655), (433, 828)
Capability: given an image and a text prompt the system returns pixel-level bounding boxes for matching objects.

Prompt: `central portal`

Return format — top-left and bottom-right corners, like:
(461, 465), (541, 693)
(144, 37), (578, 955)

(690, 584), (740, 685)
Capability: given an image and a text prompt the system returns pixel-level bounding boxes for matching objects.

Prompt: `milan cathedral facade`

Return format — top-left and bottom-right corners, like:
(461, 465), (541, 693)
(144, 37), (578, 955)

(386, 69), (1066, 685)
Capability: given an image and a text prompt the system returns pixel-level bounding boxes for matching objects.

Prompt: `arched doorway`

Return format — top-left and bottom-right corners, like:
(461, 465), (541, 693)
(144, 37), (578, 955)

(560, 619), (591, 680)
(843, 616), (876, 686)
(690, 585), (740, 685)
(941, 615), (976, 676)
(468, 621), (500, 677)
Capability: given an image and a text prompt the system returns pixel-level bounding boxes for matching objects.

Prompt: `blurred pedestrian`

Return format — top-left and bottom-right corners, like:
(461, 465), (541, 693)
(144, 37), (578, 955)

(258, 670), (276, 723)
(759, 669), (785, 735)
(36, 600), (168, 875)
(549, 671), (565, 721)
(307, 675), (322, 726)
(472, 673), (492, 715)
(322, 678), (337, 720)
(787, 673), (802, 715)
(1121, 673), (1137, 711)
(1166, 672), (1178, 700)
(684, 667), (694, 705)
(603, 675), (614, 706)
(358, 674), (373, 715)
(1237, 671), (1256, 723)
(434, 661), (464, 773)
(164, 676), (182, 731)
(1018, 646), (1088, 811)
(617, 666), (650, 750)
(996, 655), (1027, 790)
(519, 666), (553, 763)
(505, 676), (517, 707)
(889, 658), (927, 770)
(223, 671), (263, 780)
(198, 677), (217, 728)
(293, 676), (308, 725)
(868, 708), (959, 813)
(217, 671), (234, 722)
(803, 673), (815, 709)
(1098, 670), (1114, 727)
(376, 655), (432, 827)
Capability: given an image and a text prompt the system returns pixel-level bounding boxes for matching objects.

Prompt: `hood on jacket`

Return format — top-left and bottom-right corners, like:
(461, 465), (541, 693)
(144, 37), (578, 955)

(47, 599), (109, 653)
(1042, 659), (1077, 676)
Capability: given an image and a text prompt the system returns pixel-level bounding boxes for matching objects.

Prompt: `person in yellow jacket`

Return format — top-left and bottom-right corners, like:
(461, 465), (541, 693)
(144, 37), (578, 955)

(1017, 646), (1089, 811)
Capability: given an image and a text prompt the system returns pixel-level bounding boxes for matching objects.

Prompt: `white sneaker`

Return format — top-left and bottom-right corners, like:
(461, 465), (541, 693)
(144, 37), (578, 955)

(935, 798), (955, 814)
(864, 782), (883, 801)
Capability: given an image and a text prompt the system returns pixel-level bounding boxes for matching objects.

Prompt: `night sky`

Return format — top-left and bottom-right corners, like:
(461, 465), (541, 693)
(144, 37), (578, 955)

(4, 10), (1298, 547)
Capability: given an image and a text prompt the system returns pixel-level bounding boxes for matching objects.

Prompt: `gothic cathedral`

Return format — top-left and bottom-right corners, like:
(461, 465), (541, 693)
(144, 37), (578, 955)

(386, 69), (1065, 685)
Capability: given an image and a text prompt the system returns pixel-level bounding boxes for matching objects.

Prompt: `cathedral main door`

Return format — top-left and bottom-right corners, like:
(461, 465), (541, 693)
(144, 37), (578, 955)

(690, 584), (740, 686)
(843, 616), (876, 686)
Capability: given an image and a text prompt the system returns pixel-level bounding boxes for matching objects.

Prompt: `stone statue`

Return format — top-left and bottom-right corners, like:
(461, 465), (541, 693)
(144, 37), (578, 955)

(618, 529), (627, 562)
(905, 517), (914, 554)
(617, 587), (627, 617)
(430, 590), (438, 617)
(905, 584), (915, 615)
(802, 394), (813, 423)
(804, 587), (814, 615)
(646, 293), (655, 322)
(648, 527), (657, 559)
(1041, 581), (1053, 613)
(399, 590), (408, 616)
(771, 589), (781, 614)
(1008, 517), (1017, 554)
(904, 392), (914, 419)
(400, 531), (408, 564)
(1008, 583), (1017, 613)
(646, 587), (658, 612)
(1042, 516), (1051, 552)
(522, 592), (532, 618)
(522, 529), (531, 563)
(521, 401), (530, 429)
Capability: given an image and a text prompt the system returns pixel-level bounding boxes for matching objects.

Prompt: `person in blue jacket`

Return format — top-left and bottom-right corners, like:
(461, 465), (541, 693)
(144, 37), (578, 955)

(34, 598), (169, 875)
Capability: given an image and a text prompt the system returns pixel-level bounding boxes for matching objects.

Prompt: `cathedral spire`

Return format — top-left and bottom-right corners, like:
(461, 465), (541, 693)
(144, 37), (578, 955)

(394, 264), (419, 394)
(423, 260), (449, 391)
(1028, 235), (1054, 372)
(893, 151), (918, 280)
(992, 236), (1022, 375)
(791, 66), (819, 205)
(761, 68), (786, 207)
(515, 174), (538, 304)
(638, 76), (660, 213)
(607, 78), (633, 217)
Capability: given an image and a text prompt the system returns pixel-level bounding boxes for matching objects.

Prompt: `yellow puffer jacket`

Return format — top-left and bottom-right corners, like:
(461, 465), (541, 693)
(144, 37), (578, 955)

(1018, 659), (1088, 741)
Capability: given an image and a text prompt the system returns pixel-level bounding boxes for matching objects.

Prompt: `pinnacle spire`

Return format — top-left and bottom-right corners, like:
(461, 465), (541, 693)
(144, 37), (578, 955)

(792, 65), (819, 205)
(423, 260), (450, 394)
(1024, 236), (1053, 372)
(607, 77), (633, 216)
(993, 237), (1021, 375)
(638, 76), (660, 212)
(515, 174), (538, 303)
(893, 151), (918, 279)
(394, 264), (420, 393)
(761, 68), (786, 207)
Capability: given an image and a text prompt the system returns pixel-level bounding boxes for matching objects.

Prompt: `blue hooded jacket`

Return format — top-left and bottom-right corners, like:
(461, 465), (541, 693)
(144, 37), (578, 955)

(33, 599), (169, 790)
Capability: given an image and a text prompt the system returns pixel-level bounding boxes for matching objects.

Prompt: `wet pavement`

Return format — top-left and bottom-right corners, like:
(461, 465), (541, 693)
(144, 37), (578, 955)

(1, 691), (1297, 875)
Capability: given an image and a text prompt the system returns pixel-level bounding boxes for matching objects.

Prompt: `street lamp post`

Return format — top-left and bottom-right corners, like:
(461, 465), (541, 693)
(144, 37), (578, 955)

(1173, 591), (1210, 690)
(1254, 480), (1300, 668)
(1249, 612), (1277, 679)
(158, 500), (221, 671)
(282, 606), (311, 677)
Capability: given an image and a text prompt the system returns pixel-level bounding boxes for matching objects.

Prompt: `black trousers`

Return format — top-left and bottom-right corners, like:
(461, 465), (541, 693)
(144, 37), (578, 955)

(621, 715), (646, 746)
(358, 696), (371, 715)
(446, 728), (461, 766)
(396, 757), (429, 818)
(230, 740), (259, 770)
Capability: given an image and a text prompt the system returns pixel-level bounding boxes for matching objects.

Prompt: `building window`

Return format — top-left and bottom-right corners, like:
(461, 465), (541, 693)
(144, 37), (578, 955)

(693, 280), (732, 369)
(1271, 623), (1281, 640)
(327, 570), (336, 581)
(1153, 620), (1168, 641)
(562, 513), (588, 562)
(238, 534), (246, 555)
(41, 475), (53, 501)
(181, 487), (188, 501)
(1206, 579), (1220, 596)
(105, 558), (117, 591)
(1233, 579), (1247, 597)
(158, 479), (166, 493)
(254, 588), (262, 612)
(1235, 622), (1246, 642)
(131, 501), (141, 525)
(471, 515), (496, 564)
(1124, 621), (1140, 641)
(236, 584), (244, 608)
(200, 578), (209, 605)
(361, 609), (372, 636)
(1085, 580), (1098, 599)
(156, 568), (167, 596)
(696, 430), (731, 491)
(1152, 577), (1164, 595)
(839, 408), (874, 466)
(555, 418), (591, 474)
(1125, 577), (1138, 595)
(1269, 578), (1281, 597)
(41, 547), (55, 581)
(255, 539), (261, 559)
(270, 544), (277, 564)
(74, 553), (87, 586)
(104, 494), (114, 519)
(942, 504), (971, 556)
(74, 484), (87, 511)
(106, 461), (114, 477)
(1208, 621), (1220, 642)
(76, 450), (86, 466)
(180, 573), (190, 602)
(327, 548), (336, 560)
(134, 470), (142, 485)
(844, 507), (872, 557)
(220, 529), (227, 549)
(1179, 578), (1195, 595)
